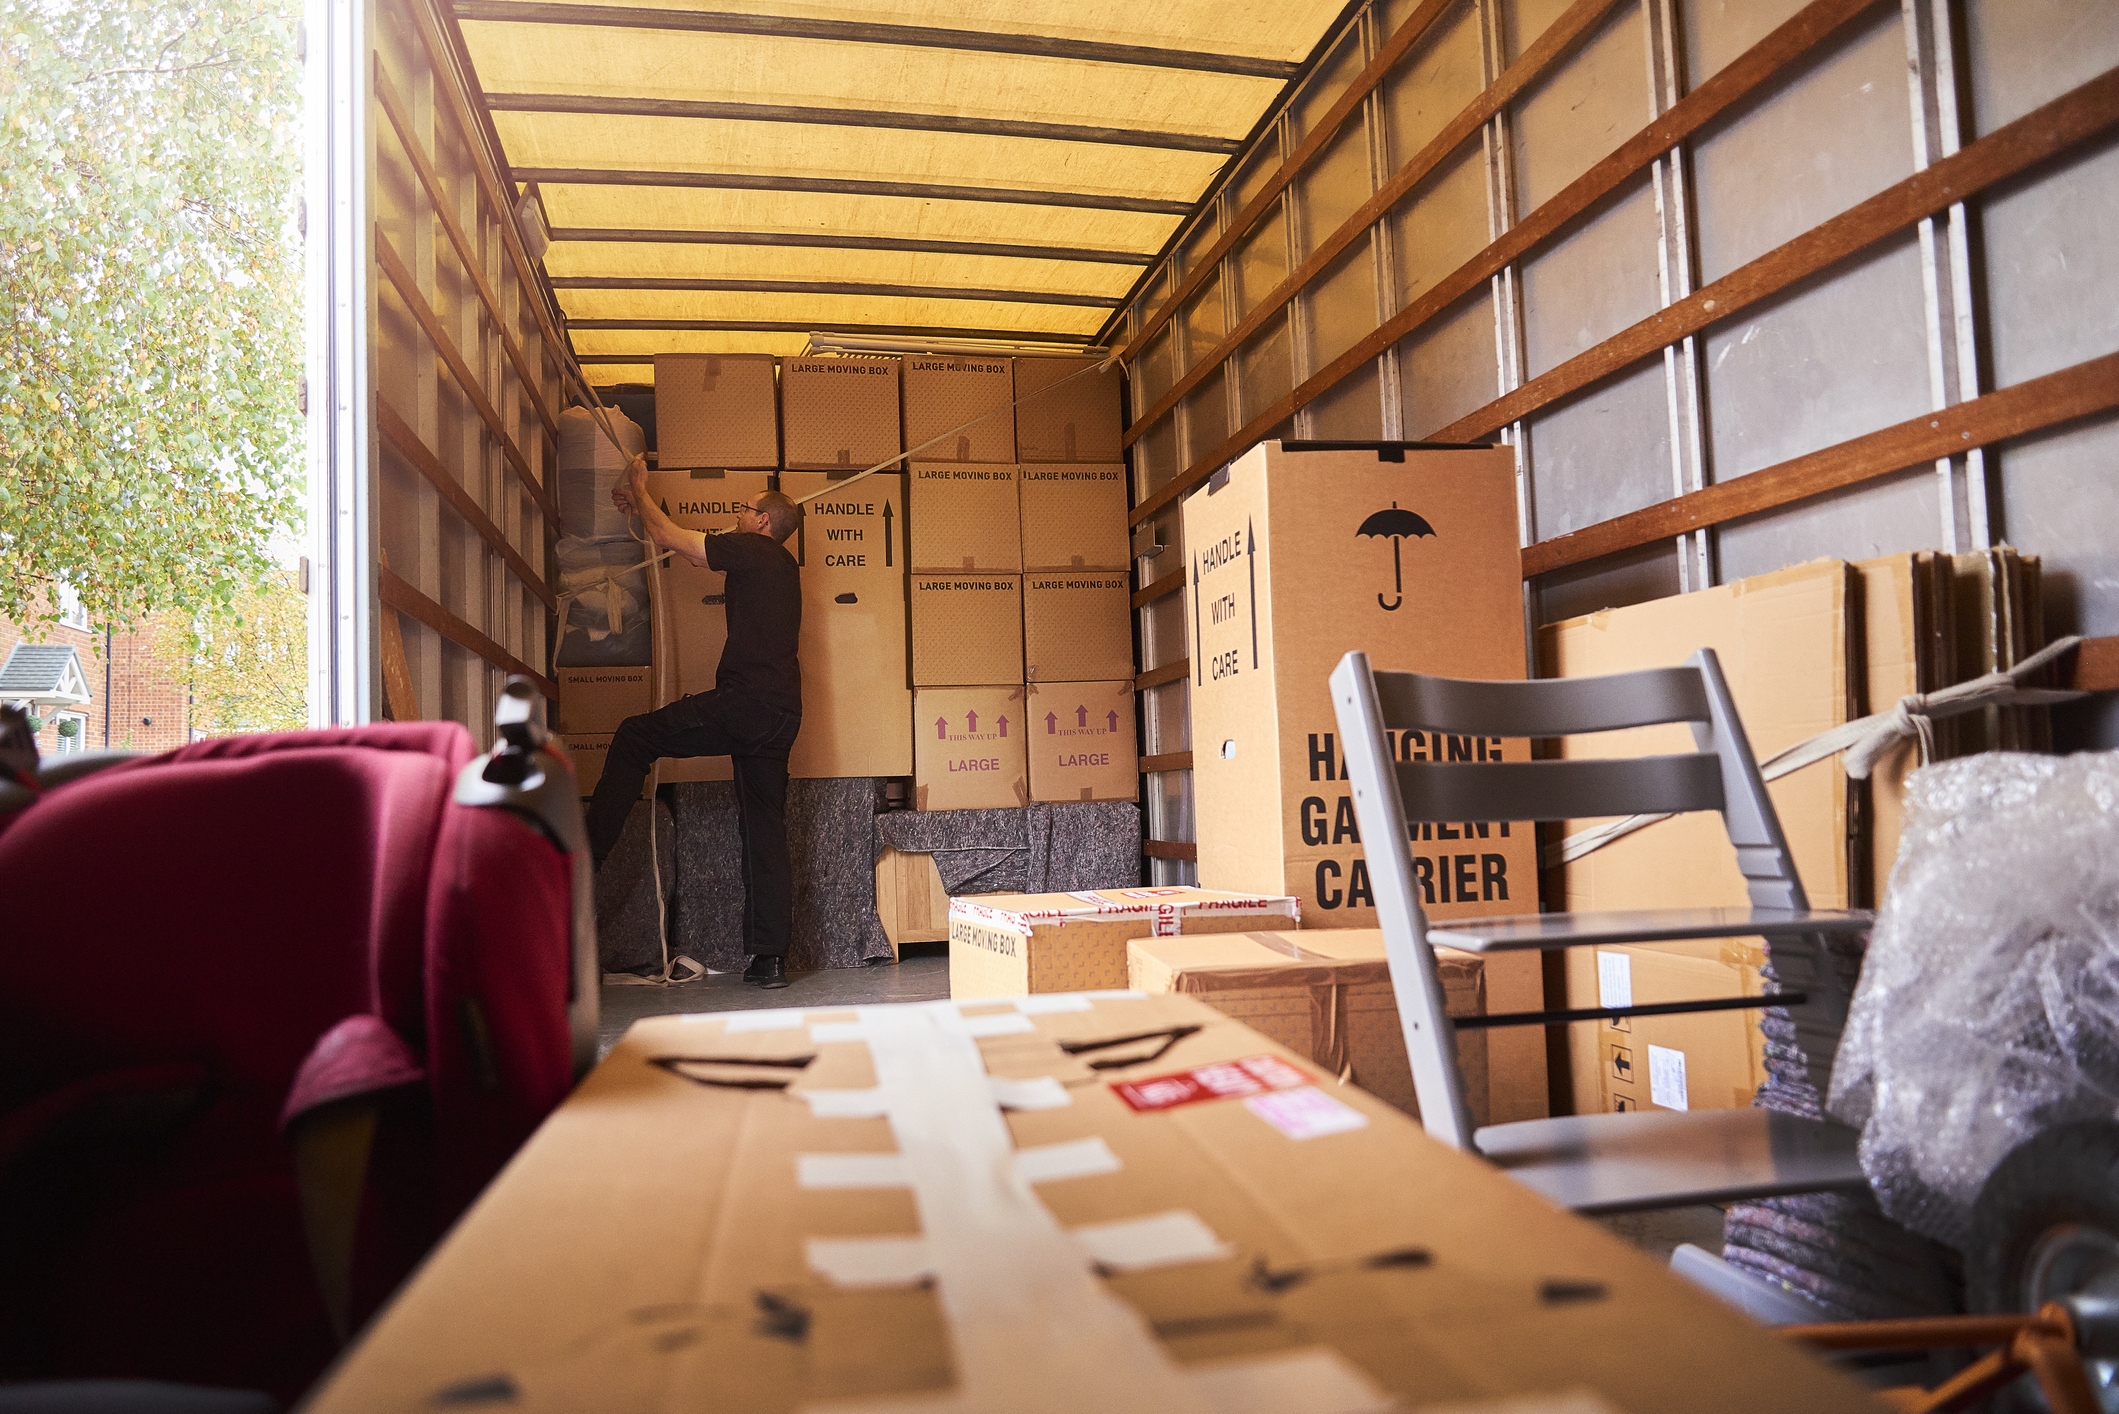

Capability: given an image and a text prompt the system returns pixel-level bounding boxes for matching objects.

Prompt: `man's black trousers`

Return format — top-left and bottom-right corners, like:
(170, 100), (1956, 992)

(584, 688), (802, 958)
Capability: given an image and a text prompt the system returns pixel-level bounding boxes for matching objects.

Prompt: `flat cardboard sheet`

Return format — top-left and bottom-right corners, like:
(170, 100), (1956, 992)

(1128, 930), (1489, 1127)
(1024, 573), (1133, 684)
(911, 575), (1025, 686)
(909, 462), (1022, 572)
(949, 888), (1300, 998)
(304, 994), (1873, 1414)
(782, 355), (901, 471)
(1014, 356), (1123, 463)
(915, 686), (1029, 811)
(653, 353), (779, 469)
(783, 472), (912, 778)
(1020, 464), (1129, 571)
(1025, 680), (1137, 803)
(903, 356), (1015, 464)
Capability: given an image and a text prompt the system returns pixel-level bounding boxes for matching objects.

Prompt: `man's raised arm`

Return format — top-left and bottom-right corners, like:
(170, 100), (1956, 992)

(611, 456), (710, 566)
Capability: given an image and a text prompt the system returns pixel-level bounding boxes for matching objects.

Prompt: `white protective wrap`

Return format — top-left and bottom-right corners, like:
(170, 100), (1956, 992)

(1828, 750), (2119, 1248)
(556, 403), (645, 539)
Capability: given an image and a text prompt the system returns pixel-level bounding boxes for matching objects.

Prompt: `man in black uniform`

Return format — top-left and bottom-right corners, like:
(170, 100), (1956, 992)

(588, 456), (804, 988)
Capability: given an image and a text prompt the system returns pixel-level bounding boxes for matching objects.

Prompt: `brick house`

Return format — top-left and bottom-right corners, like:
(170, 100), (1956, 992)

(0, 587), (195, 758)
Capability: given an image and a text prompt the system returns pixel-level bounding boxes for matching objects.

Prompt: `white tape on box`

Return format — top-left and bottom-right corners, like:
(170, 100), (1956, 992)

(796, 1152), (911, 1189)
(1014, 1136), (1122, 1184)
(1070, 1211), (1232, 1273)
(806, 1236), (934, 1287)
(989, 1076), (1072, 1111)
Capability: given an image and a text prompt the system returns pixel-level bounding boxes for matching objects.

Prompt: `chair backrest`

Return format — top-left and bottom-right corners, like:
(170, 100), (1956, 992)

(1330, 648), (1804, 1149)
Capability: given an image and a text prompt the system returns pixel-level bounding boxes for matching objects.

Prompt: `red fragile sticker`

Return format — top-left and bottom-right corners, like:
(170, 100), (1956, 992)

(1110, 1055), (1312, 1113)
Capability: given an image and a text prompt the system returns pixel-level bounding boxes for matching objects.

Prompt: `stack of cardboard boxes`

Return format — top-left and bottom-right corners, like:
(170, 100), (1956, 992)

(909, 356), (1137, 812)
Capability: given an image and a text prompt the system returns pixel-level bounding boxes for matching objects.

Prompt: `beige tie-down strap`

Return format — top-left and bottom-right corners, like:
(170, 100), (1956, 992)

(1545, 635), (2089, 869)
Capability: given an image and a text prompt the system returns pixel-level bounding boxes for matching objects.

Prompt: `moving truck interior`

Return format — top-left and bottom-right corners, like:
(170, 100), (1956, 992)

(2, 0), (2115, 1408)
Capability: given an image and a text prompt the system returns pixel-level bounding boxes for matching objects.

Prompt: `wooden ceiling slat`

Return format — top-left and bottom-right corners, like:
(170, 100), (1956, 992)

(548, 276), (1121, 307)
(546, 226), (1154, 265)
(513, 166), (1192, 214)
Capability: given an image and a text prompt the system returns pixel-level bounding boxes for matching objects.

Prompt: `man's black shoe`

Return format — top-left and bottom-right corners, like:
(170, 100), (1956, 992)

(743, 955), (790, 988)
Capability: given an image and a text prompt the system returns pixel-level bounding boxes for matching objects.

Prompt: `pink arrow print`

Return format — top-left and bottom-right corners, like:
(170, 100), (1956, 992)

(997, 716), (1009, 736)
(966, 709), (980, 733)
(935, 716), (949, 739)
(1075, 704), (1088, 728)
(1107, 710), (1120, 733)
(1045, 711), (1058, 734)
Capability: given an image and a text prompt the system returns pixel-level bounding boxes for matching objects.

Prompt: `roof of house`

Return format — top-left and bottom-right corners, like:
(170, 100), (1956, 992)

(0, 643), (92, 705)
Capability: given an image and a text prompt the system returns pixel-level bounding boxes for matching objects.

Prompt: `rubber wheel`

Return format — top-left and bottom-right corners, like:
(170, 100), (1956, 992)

(1968, 1120), (2119, 1318)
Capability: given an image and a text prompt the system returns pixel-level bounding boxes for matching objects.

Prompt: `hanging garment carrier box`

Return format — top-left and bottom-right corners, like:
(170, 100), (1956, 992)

(782, 471), (913, 779)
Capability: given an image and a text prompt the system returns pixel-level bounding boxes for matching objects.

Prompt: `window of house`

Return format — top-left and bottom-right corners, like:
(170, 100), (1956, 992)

(55, 580), (87, 631)
(50, 712), (86, 755)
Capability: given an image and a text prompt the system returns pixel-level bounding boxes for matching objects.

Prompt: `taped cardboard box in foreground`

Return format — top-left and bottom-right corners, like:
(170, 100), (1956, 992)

(950, 887), (1300, 998)
(301, 993), (1878, 1414)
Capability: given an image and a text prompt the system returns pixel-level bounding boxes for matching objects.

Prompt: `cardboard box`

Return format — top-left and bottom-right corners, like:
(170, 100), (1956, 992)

(652, 353), (778, 469)
(1564, 943), (1769, 1115)
(1025, 679), (1137, 803)
(303, 994), (1879, 1414)
(781, 355), (901, 471)
(908, 461), (1021, 572)
(1128, 929), (1489, 1127)
(1023, 572), (1131, 683)
(910, 574), (1023, 686)
(1184, 441), (1545, 1122)
(1014, 355), (1123, 462)
(556, 665), (651, 735)
(875, 846), (952, 959)
(914, 685), (1027, 811)
(1020, 463), (1129, 571)
(782, 472), (912, 779)
(557, 731), (625, 798)
(902, 355), (1014, 463)
(949, 887), (1301, 998)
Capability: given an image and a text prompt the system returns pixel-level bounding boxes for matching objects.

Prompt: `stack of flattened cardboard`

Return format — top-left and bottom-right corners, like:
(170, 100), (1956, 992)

(949, 887), (1300, 998)
(1543, 550), (2053, 1117)
(1127, 929), (1490, 1127)
(302, 994), (1876, 1414)
(1185, 440), (1547, 1124)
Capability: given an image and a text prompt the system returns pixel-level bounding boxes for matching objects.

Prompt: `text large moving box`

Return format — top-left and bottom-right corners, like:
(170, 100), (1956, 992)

(782, 355), (900, 471)
(1128, 929), (1489, 1127)
(782, 471), (912, 778)
(949, 888), (1300, 998)
(902, 355), (1013, 463)
(1184, 440), (1545, 1122)
(653, 353), (778, 468)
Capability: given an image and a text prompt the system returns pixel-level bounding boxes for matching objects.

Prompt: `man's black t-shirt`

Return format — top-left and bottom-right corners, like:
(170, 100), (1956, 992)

(701, 531), (802, 714)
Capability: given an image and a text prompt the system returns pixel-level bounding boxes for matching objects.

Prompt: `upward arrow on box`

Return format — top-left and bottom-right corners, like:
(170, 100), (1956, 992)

(936, 716), (949, 739)
(1045, 712), (1057, 734)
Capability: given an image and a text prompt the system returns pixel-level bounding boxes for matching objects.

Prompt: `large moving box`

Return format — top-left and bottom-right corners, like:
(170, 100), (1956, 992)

(652, 353), (778, 469)
(1128, 929), (1490, 1127)
(914, 685), (1027, 811)
(1014, 355), (1123, 463)
(1541, 560), (1854, 1114)
(1020, 464), (1129, 570)
(910, 574), (1023, 685)
(782, 471), (912, 778)
(1184, 440), (1546, 1122)
(1023, 572), (1132, 683)
(949, 887), (1300, 997)
(1025, 679), (1137, 803)
(902, 355), (1013, 463)
(909, 462), (1021, 572)
(782, 356), (900, 471)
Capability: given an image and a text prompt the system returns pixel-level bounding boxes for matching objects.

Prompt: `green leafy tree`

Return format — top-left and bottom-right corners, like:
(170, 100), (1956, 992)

(0, 0), (303, 636)
(160, 563), (306, 734)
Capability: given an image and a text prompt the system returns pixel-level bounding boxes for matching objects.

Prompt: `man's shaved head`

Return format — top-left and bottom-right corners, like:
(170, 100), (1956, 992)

(756, 490), (803, 543)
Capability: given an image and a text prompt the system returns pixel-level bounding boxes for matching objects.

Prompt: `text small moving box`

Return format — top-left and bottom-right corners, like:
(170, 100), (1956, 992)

(652, 353), (778, 469)
(782, 356), (901, 471)
(950, 887), (1300, 998)
(902, 355), (1013, 463)
(1020, 464), (1129, 571)
(1565, 944), (1769, 1115)
(909, 462), (1021, 572)
(1127, 929), (1489, 1127)
(783, 472), (911, 779)
(1023, 573), (1131, 683)
(1025, 679), (1136, 803)
(557, 665), (650, 735)
(914, 686), (1027, 811)
(910, 574), (1023, 686)
(1014, 356), (1122, 463)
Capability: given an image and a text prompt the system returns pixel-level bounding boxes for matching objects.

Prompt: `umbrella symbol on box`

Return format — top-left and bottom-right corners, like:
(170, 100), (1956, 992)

(1357, 502), (1435, 612)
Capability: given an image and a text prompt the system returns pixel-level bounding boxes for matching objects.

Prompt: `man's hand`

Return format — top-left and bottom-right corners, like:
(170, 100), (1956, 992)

(610, 455), (649, 515)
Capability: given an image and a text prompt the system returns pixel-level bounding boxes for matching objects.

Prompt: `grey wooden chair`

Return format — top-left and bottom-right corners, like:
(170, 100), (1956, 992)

(1330, 647), (1873, 1215)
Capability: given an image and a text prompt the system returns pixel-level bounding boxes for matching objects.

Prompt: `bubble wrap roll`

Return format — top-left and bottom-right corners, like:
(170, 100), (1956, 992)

(1828, 750), (2119, 1250)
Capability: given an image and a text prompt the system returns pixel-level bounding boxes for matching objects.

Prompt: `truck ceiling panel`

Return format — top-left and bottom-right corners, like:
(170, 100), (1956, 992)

(570, 330), (818, 357)
(531, 183), (1182, 258)
(551, 286), (1108, 333)
(458, 0), (1343, 64)
(488, 111), (1224, 204)
(541, 241), (1138, 299)
(460, 24), (1280, 138)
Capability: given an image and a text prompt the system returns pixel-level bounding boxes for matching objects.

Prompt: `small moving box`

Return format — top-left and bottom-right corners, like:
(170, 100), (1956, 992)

(902, 356), (1013, 463)
(950, 887), (1301, 998)
(558, 732), (621, 798)
(913, 686), (1027, 811)
(909, 462), (1021, 572)
(1564, 943), (1769, 1115)
(910, 574), (1023, 686)
(1014, 355), (1122, 463)
(1127, 929), (1489, 1127)
(782, 356), (900, 471)
(1023, 572), (1131, 682)
(1184, 440), (1545, 1121)
(1020, 463), (1129, 570)
(782, 472), (912, 778)
(1025, 680), (1136, 803)
(557, 665), (651, 735)
(653, 353), (778, 469)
